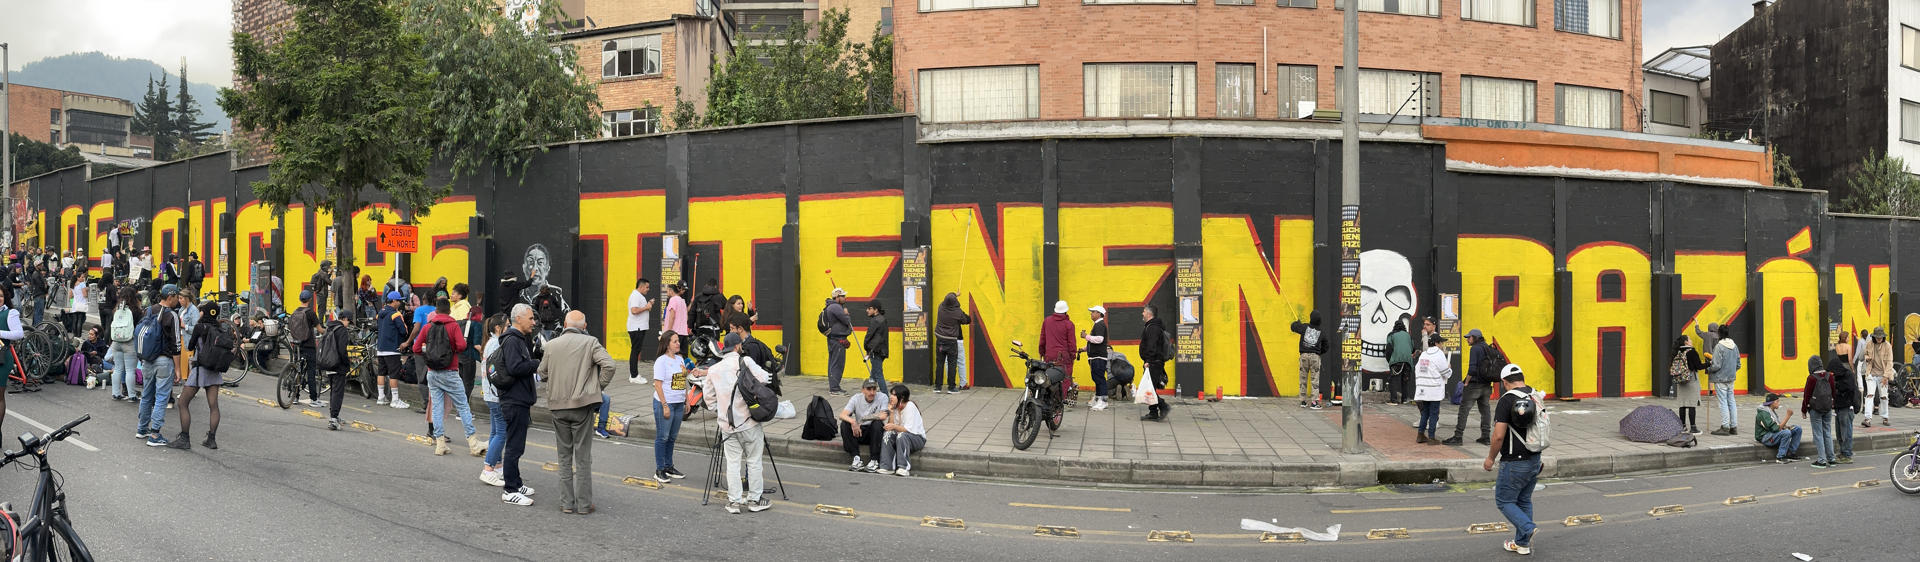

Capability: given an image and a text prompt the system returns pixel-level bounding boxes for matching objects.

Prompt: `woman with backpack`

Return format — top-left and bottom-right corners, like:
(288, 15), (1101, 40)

(108, 287), (143, 402)
(1671, 336), (1709, 435)
(174, 302), (234, 450)
(651, 331), (695, 483)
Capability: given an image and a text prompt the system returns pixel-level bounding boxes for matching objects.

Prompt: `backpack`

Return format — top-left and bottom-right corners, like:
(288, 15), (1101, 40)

(287, 307), (314, 344)
(801, 395), (838, 440)
(110, 306), (135, 342)
(194, 324), (238, 372)
(1107, 350), (1136, 385)
(730, 357), (779, 424)
(1505, 388), (1551, 453)
(1809, 372), (1835, 412)
(316, 324), (348, 371)
(134, 307), (172, 362)
(817, 308), (831, 335)
(1481, 345), (1510, 381)
(1669, 350), (1695, 384)
(486, 333), (520, 389)
(423, 319), (456, 371)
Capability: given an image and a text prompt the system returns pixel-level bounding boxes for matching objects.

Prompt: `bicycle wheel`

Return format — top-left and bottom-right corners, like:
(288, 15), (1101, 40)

(354, 359), (379, 399)
(46, 511), (94, 562)
(275, 359), (301, 409)
(1893, 452), (1920, 494)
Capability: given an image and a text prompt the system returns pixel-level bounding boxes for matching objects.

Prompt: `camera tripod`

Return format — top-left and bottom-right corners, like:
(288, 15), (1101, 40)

(700, 426), (789, 506)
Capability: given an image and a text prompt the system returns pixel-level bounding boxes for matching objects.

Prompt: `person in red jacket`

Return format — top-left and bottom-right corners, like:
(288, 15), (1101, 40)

(413, 296), (474, 456)
(1039, 301), (1077, 403)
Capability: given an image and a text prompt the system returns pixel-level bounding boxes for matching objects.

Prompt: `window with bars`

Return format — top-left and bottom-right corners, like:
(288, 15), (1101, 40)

(1554, 84), (1622, 129)
(1554, 0), (1618, 38)
(1460, 76), (1534, 122)
(1463, 0), (1532, 26)
(1084, 63), (1198, 118)
(1216, 64), (1257, 118)
(918, 66), (1042, 123)
(1335, 0), (1437, 16)
(602, 35), (662, 78)
(1278, 65), (1318, 118)
(1903, 100), (1920, 143)
(602, 107), (661, 138)
(1649, 90), (1688, 127)
(1336, 68), (1440, 117)
(920, 0), (1036, 11)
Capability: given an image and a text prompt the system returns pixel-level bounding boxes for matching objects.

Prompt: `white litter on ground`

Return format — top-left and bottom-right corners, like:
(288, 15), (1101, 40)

(1792, 553), (1813, 561)
(1240, 520), (1342, 542)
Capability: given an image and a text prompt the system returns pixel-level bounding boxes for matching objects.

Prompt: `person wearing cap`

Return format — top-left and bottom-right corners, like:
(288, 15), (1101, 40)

(135, 284), (187, 448)
(1753, 392), (1803, 463)
(1444, 329), (1497, 446)
(374, 290), (413, 409)
(1801, 356), (1838, 468)
(1706, 324), (1742, 435)
(171, 301), (232, 451)
(291, 289), (325, 408)
(1082, 305), (1111, 410)
(1670, 336), (1709, 435)
(1484, 364), (1541, 556)
(838, 377), (891, 473)
(1413, 333), (1452, 444)
(703, 327), (777, 513)
(1039, 300), (1077, 404)
(821, 288), (853, 395)
(1859, 326), (1894, 427)
(862, 299), (891, 395)
(184, 251), (205, 299)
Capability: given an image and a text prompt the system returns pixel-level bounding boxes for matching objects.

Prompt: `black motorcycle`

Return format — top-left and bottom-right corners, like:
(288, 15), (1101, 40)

(1008, 341), (1066, 450)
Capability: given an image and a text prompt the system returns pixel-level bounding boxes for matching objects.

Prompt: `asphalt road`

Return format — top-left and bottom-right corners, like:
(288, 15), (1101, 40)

(2, 382), (1915, 561)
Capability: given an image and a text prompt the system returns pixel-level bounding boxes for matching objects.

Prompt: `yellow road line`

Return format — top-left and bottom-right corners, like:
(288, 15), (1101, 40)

(1329, 506), (1444, 514)
(1008, 502), (1133, 513)
(1601, 486), (1692, 498)
(1813, 466), (1874, 475)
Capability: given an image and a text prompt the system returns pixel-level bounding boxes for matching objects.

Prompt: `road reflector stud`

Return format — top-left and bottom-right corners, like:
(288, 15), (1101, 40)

(257, 399), (277, 407)
(349, 421), (378, 432)
(1724, 495), (1757, 505)
(1259, 531), (1305, 543)
(815, 504), (857, 518)
(1147, 530), (1193, 543)
(621, 476), (662, 489)
(1647, 504), (1684, 516)
(1792, 486), (1821, 497)
(1366, 528), (1409, 540)
(542, 462), (559, 471)
(300, 409), (324, 418)
(1854, 479), (1881, 488)
(1563, 514), (1603, 527)
(1467, 522), (1511, 534)
(220, 389), (236, 396)
(921, 516), (965, 529)
(405, 433), (432, 445)
(1033, 525), (1078, 538)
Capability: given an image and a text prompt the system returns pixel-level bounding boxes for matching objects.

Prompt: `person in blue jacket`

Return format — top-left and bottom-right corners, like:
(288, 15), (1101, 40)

(375, 291), (412, 409)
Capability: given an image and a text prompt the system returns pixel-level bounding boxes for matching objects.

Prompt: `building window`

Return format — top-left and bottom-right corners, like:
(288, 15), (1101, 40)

(50, 108), (60, 124)
(1335, 0), (1438, 17)
(1463, 0), (1532, 26)
(920, 0), (1036, 12)
(735, 11), (803, 41)
(64, 110), (129, 147)
(601, 35), (661, 79)
(603, 108), (661, 138)
(1903, 100), (1920, 143)
(1218, 0), (1254, 6)
(1554, 0), (1619, 38)
(1087, 0), (1193, 4)
(49, 130), (60, 145)
(1460, 76), (1534, 122)
(1084, 63), (1198, 118)
(918, 66), (1041, 123)
(880, 7), (893, 35)
(1649, 90), (1688, 127)
(1216, 64), (1256, 118)
(1904, 26), (1920, 70)
(1278, 65), (1318, 118)
(1337, 68), (1440, 117)
(1555, 84), (1622, 129)
(1279, 0), (1316, 6)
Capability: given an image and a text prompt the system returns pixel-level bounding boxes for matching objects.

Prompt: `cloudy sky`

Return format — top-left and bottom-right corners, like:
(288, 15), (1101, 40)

(0, 0), (1756, 87)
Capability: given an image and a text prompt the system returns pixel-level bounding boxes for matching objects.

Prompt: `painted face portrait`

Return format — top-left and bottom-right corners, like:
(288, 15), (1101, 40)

(523, 244), (551, 288)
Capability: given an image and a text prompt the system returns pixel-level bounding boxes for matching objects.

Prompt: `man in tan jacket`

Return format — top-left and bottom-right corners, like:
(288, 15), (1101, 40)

(1858, 327), (1895, 427)
(537, 310), (616, 514)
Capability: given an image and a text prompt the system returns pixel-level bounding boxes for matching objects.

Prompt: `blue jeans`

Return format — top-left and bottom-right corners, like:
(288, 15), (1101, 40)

(137, 357), (175, 434)
(1808, 409), (1833, 463)
(1761, 426), (1803, 459)
(653, 400), (686, 471)
(1714, 382), (1738, 429)
(1835, 408), (1856, 457)
(109, 343), (138, 398)
(426, 370), (474, 439)
(1417, 401), (1441, 437)
(1088, 358), (1109, 398)
(597, 393), (612, 432)
(484, 401), (506, 466)
(868, 360), (888, 395)
(1494, 456), (1542, 547)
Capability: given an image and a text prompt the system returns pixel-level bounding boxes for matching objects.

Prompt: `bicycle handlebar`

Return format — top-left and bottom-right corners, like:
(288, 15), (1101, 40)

(0, 414), (89, 466)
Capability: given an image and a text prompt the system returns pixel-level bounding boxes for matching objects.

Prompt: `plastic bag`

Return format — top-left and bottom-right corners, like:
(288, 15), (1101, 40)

(775, 400), (797, 419)
(1133, 380), (1158, 406)
(1239, 520), (1341, 542)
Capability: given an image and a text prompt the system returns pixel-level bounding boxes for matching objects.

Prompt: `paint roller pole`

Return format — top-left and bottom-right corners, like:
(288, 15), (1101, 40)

(1338, 4), (1365, 455)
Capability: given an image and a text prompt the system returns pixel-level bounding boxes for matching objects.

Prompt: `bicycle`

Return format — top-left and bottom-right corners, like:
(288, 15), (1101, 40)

(274, 337), (324, 409)
(345, 319), (380, 400)
(1892, 430), (1920, 494)
(0, 413), (96, 561)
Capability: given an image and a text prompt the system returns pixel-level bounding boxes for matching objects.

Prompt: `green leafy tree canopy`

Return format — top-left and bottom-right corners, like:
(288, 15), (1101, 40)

(133, 75), (179, 160)
(8, 132), (88, 180)
(1838, 151), (1920, 217)
(685, 9), (896, 129)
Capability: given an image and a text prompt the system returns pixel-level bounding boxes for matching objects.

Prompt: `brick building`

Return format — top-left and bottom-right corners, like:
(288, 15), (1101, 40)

(726, 0), (893, 43)
(894, 0), (1641, 130)
(3, 83), (140, 157)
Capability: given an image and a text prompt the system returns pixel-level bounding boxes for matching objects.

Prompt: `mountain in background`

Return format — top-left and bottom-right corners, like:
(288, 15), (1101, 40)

(11, 51), (230, 133)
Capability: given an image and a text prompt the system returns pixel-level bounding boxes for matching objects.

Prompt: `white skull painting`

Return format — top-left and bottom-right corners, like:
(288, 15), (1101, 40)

(1360, 250), (1417, 373)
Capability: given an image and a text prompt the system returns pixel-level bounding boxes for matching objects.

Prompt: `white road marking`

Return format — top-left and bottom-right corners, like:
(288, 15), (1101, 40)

(6, 410), (101, 452)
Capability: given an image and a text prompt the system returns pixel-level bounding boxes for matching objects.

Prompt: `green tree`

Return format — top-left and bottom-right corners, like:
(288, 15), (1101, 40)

(8, 132), (88, 179)
(1838, 151), (1920, 217)
(172, 62), (218, 152)
(685, 9), (897, 128)
(133, 75), (178, 160)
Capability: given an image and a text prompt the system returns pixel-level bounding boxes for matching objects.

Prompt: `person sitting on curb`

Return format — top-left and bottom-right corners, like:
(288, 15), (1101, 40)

(878, 385), (926, 476)
(1754, 393), (1803, 464)
(838, 378), (891, 473)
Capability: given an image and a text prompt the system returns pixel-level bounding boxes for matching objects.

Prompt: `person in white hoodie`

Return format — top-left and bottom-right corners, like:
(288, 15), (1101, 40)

(702, 333), (776, 514)
(1413, 334), (1452, 444)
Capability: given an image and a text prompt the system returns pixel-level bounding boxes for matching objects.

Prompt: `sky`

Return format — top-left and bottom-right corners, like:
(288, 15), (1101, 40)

(0, 0), (1757, 87)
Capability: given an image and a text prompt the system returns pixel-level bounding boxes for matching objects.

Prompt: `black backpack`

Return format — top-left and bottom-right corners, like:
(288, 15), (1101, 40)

(287, 307), (315, 344)
(801, 395), (838, 441)
(316, 324), (348, 371)
(1809, 372), (1835, 412)
(422, 320), (456, 371)
(730, 358), (779, 424)
(193, 324), (238, 372)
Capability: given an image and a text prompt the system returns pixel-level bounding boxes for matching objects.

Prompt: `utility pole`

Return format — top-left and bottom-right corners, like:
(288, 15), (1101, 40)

(1338, 5), (1364, 455)
(3, 43), (12, 249)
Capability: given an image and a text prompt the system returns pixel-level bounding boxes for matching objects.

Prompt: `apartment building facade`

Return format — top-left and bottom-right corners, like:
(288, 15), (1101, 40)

(4, 83), (142, 157)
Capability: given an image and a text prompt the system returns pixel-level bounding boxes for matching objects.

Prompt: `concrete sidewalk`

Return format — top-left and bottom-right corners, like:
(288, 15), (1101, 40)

(547, 363), (1917, 487)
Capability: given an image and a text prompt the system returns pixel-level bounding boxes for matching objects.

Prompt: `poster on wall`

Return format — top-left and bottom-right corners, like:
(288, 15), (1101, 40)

(660, 234), (683, 310)
(1175, 256), (1202, 363)
(1439, 292), (1461, 353)
(901, 246), (929, 350)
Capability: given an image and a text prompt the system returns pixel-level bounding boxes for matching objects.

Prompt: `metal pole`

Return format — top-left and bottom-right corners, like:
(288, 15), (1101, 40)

(1338, 5), (1364, 454)
(3, 43), (12, 249)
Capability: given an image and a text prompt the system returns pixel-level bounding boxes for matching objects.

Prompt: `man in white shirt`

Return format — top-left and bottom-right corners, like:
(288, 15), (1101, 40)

(625, 278), (652, 382)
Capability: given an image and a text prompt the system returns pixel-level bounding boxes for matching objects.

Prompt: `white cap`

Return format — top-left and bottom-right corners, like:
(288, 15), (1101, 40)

(1088, 305), (1107, 316)
(1054, 300), (1069, 314)
(831, 287), (847, 297)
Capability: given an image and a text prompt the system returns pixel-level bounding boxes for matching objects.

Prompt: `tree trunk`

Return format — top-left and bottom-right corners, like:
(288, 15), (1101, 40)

(334, 196), (356, 319)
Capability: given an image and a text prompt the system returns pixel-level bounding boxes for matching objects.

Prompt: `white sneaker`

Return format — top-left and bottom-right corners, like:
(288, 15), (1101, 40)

(517, 485), (536, 496)
(391, 398), (410, 409)
(377, 396), (389, 405)
(864, 460), (880, 473)
(896, 468), (910, 477)
(502, 492), (533, 506)
(308, 399), (324, 408)
(480, 469), (505, 487)
(849, 456), (864, 471)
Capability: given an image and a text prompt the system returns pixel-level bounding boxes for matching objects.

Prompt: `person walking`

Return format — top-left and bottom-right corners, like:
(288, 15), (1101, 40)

(374, 291), (412, 409)
(183, 252), (205, 299)
(1754, 393), (1803, 463)
(1082, 305), (1110, 410)
(1707, 325), (1742, 436)
(651, 331), (694, 483)
(1139, 305), (1171, 422)
(703, 332), (777, 514)
(1670, 336), (1709, 434)
(1040, 301), (1076, 404)
(1801, 356), (1838, 468)
(171, 302), (233, 450)
(863, 300), (890, 395)
(538, 310), (616, 514)
(821, 288), (853, 395)
(135, 285), (186, 447)
(625, 278), (653, 382)
(320, 310), (353, 431)
(1387, 320), (1415, 405)
(494, 305), (540, 506)
(1413, 334), (1451, 443)
(932, 292), (970, 394)
(413, 297), (476, 457)
(878, 385), (925, 476)
(1444, 329), (1498, 446)
(1291, 311), (1327, 409)
(107, 287), (142, 402)
(477, 314), (510, 486)
(1860, 327), (1894, 427)
(1831, 356), (1860, 464)
(450, 283), (480, 396)
(1484, 365), (1542, 556)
